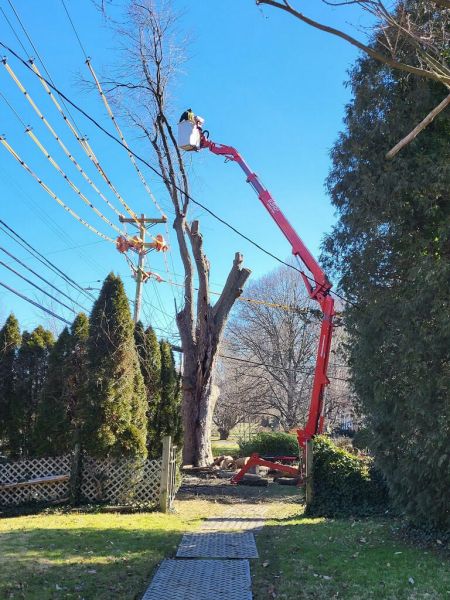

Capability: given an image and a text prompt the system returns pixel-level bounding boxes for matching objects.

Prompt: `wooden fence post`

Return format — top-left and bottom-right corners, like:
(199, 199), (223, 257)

(305, 439), (314, 508)
(159, 436), (172, 513)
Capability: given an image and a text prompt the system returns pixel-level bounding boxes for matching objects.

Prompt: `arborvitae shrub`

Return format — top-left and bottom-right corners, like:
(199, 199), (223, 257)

(239, 432), (299, 457)
(306, 436), (389, 518)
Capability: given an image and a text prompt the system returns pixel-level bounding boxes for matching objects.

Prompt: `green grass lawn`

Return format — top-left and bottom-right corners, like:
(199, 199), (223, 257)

(0, 493), (448, 600)
(253, 514), (449, 599)
(0, 509), (200, 600)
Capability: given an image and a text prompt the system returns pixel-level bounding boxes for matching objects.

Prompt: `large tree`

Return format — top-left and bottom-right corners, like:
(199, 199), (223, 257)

(322, 31), (449, 528)
(0, 313), (21, 453)
(82, 273), (147, 459)
(11, 326), (54, 457)
(100, 1), (251, 465)
(227, 265), (319, 431)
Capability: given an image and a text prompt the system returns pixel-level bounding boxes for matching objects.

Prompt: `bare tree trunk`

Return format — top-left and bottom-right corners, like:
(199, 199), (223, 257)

(103, 2), (251, 467)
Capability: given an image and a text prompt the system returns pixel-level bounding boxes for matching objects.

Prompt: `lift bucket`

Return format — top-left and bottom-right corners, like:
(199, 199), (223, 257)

(178, 120), (201, 151)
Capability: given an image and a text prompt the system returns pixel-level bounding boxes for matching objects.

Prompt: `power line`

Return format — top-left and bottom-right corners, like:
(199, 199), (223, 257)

(0, 279), (71, 325)
(0, 259), (76, 314)
(0, 245), (87, 311)
(219, 353), (350, 383)
(5, 0), (83, 135)
(0, 41), (357, 309)
(60, 0), (88, 60)
(0, 219), (95, 301)
(0, 135), (115, 243)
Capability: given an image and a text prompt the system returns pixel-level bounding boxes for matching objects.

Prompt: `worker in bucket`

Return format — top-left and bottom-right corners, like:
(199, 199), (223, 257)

(179, 108), (195, 123)
(179, 108), (204, 129)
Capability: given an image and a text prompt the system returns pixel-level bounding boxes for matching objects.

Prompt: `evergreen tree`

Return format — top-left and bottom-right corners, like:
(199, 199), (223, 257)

(82, 273), (147, 459)
(134, 322), (162, 456)
(323, 13), (449, 529)
(33, 328), (72, 456)
(0, 314), (21, 453)
(11, 326), (54, 457)
(66, 313), (89, 441)
(159, 340), (182, 451)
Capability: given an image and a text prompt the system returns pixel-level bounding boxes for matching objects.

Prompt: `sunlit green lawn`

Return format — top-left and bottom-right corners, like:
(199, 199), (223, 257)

(1, 492), (448, 600)
(253, 514), (449, 599)
(0, 509), (198, 600)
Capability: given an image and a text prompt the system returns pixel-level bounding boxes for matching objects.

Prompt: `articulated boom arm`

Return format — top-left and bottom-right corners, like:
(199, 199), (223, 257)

(200, 136), (335, 449)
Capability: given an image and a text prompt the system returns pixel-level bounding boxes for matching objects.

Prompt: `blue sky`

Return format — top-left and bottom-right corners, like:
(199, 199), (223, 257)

(0, 0), (368, 339)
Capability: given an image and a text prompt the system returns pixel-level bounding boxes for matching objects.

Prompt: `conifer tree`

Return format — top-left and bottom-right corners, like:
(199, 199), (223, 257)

(0, 314), (21, 453)
(33, 328), (72, 456)
(11, 326), (54, 457)
(83, 273), (147, 459)
(158, 340), (182, 451)
(323, 15), (449, 529)
(134, 322), (161, 457)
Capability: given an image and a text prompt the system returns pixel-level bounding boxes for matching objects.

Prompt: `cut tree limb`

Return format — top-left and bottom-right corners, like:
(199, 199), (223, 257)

(386, 92), (450, 159)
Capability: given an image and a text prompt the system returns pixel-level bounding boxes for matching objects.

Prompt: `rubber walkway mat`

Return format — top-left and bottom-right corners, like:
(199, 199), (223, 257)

(141, 559), (252, 600)
(200, 517), (266, 531)
(176, 532), (259, 558)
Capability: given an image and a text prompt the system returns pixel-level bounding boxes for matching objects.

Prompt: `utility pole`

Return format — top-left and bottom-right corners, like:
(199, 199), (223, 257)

(119, 214), (167, 323)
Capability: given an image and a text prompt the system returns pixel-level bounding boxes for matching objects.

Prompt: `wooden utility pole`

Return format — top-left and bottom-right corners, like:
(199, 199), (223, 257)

(119, 214), (166, 323)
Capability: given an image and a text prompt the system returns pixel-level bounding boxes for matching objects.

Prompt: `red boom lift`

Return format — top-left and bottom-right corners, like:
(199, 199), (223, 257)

(178, 115), (335, 484)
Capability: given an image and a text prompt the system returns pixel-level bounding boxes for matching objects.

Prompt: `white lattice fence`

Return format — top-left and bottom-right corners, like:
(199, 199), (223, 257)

(81, 456), (162, 505)
(0, 455), (71, 506)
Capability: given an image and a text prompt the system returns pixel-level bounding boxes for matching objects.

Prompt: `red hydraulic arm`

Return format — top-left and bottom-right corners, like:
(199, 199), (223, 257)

(198, 134), (335, 477)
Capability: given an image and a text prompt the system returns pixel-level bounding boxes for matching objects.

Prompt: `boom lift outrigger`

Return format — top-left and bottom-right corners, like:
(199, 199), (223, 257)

(178, 114), (335, 484)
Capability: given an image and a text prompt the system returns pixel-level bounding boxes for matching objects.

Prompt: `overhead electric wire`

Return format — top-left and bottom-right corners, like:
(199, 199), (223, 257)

(5, 0), (83, 134)
(0, 218), (95, 301)
(0, 279), (71, 325)
(59, 0), (165, 217)
(0, 41), (357, 309)
(218, 353), (350, 383)
(0, 136), (115, 243)
(0, 259), (76, 314)
(86, 59), (166, 218)
(28, 61), (140, 224)
(0, 246), (87, 311)
(59, 0), (89, 60)
(24, 127), (126, 236)
(140, 268), (316, 314)
(0, 2), (141, 225)
(1, 60), (128, 223)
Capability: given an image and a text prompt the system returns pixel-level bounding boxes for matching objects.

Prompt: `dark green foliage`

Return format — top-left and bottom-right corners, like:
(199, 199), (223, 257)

(134, 322), (161, 455)
(34, 328), (72, 456)
(0, 314), (21, 451)
(158, 340), (182, 451)
(239, 432), (298, 457)
(322, 11), (449, 530)
(11, 326), (54, 457)
(306, 436), (389, 518)
(32, 314), (89, 458)
(82, 273), (147, 459)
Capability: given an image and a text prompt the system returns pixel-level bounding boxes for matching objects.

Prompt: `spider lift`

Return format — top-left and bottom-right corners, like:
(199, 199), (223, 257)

(178, 113), (335, 484)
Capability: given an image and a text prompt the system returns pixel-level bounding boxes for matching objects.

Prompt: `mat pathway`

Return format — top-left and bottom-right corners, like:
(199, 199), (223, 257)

(142, 507), (266, 599)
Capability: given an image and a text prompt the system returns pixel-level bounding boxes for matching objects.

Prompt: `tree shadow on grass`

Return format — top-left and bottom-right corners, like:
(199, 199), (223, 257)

(0, 526), (181, 600)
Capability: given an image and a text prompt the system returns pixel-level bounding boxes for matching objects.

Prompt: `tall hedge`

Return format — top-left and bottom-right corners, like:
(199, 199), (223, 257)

(34, 327), (72, 456)
(322, 6), (449, 530)
(306, 436), (389, 518)
(82, 273), (147, 459)
(11, 326), (54, 457)
(0, 314), (21, 451)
